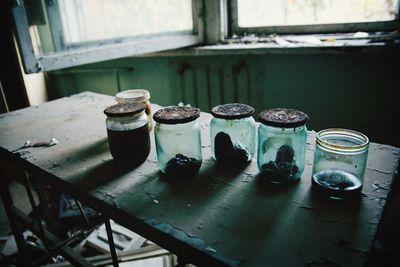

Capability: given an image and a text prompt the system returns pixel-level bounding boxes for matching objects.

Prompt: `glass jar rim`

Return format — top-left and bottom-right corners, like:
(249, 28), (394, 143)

(212, 116), (254, 122)
(260, 123), (306, 130)
(316, 128), (369, 151)
(155, 118), (199, 129)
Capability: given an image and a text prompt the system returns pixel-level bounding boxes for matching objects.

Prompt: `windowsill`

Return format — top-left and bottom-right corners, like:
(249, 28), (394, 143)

(139, 32), (400, 57)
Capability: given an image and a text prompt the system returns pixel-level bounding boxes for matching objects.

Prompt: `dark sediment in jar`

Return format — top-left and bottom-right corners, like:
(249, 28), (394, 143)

(107, 124), (150, 166)
(214, 132), (250, 165)
(261, 144), (299, 183)
(312, 169), (363, 199)
(164, 154), (201, 177)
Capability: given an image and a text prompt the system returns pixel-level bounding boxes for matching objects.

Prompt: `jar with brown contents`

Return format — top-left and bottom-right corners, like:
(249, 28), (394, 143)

(104, 103), (150, 166)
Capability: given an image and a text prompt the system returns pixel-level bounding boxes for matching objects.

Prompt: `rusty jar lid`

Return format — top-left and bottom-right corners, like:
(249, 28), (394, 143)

(104, 103), (146, 117)
(211, 103), (254, 120)
(153, 106), (200, 124)
(259, 108), (308, 128)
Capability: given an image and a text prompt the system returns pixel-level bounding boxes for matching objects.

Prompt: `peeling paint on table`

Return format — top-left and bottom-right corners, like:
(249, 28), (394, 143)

(0, 92), (398, 266)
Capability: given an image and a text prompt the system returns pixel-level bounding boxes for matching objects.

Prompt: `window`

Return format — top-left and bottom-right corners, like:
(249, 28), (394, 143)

(12, 0), (400, 74)
(230, 0), (400, 34)
(12, 0), (203, 73)
(57, 0), (193, 47)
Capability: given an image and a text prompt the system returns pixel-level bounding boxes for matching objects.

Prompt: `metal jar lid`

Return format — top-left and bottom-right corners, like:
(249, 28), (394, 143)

(153, 106), (200, 124)
(259, 108), (308, 128)
(104, 103), (147, 117)
(211, 103), (254, 120)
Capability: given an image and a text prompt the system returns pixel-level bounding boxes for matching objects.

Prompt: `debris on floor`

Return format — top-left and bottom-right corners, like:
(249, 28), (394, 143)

(84, 220), (146, 253)
(58, 193), (98, 222)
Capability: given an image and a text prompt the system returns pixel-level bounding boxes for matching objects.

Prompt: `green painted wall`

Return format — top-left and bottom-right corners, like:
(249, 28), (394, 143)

(47, 51), (400, 147)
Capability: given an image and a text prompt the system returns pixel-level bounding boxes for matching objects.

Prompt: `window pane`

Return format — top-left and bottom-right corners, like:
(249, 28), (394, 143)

(59, 0), (193, 44)
(238, 0), (398, 27)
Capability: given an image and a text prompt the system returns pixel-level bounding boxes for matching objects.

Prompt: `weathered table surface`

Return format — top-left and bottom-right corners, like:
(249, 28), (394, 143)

(0, 92), (399, 266)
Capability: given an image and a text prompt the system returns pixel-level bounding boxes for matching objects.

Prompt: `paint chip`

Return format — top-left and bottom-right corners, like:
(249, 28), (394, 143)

(206, 246), (217, 253)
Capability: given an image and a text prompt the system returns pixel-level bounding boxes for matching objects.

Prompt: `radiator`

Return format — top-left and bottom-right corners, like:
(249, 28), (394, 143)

(176, 60), (255, 111)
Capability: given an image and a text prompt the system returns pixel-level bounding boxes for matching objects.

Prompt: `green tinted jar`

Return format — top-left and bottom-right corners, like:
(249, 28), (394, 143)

(210, 103), (256, 165)
(153, 106), (202, 177)
(311, 128), (369, 199)
(257, 108), (309, 184)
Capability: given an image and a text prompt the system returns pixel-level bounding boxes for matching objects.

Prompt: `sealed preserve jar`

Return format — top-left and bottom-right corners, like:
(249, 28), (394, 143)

(210, 103), (256, 165)
(258, 108), (308, 183)
(153, 106), (202, 177)
(311, 128), (369, 199)
(104, 103), (150, 166)
(116, 89), (153, 131)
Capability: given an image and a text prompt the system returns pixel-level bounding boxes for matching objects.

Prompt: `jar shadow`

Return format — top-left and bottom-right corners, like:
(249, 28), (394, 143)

(255, 172), (301, 196)
(158, 157), (250, 194)
(308, 185), (362, 210)
(69, 158), (141, 191)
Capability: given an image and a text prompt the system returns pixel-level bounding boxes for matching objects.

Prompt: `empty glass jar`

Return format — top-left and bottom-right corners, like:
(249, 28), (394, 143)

(258, 108), (308, 184)
(153, 106), (202, 177)
(210, 103), (256, 165)
(311, 128), (369, 199)
(104, 103), (150, 166)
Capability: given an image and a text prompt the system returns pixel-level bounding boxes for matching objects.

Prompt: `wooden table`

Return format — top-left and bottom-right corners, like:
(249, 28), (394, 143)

(0, 92), (399, 266)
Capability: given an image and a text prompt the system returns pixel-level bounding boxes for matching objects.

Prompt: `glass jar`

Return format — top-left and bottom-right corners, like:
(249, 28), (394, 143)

(104, 103), (150, 166)
(116, 89), (153, 131)
(153, 106), (202, 177)
(311, 128), (369, 199)
(257, 108), (308, 184)
(210, 103), (256, 165)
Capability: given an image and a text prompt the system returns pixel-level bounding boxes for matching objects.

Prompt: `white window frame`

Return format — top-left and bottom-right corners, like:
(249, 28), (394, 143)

(229, 0), (400, 35)
(12, 0), (204, 74)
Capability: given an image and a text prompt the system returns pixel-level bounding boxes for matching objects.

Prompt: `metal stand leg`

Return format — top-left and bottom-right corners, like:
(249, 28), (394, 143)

(74, 198), (90, 226)
(0, 165), (31, 265)
(35, 177), (57, 234)
(104, 218), (119, 267)
(23, 172), (48, 248)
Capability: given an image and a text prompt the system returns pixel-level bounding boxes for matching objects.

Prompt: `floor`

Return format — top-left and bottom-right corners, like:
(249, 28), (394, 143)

(0, 183), (178, 266)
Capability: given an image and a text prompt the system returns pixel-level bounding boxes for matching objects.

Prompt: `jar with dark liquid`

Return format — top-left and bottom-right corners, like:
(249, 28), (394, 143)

(153, 106), (202, 177)
(210, 103), (256, 165)
(104, 103), (150, 166)
(311, 128), (369, 199)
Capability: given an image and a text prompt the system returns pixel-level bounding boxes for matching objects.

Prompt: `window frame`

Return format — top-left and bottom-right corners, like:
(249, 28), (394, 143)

(229, 0), (400, 35)
(13, 0), (400, 75)
(12, 0), (204, 74)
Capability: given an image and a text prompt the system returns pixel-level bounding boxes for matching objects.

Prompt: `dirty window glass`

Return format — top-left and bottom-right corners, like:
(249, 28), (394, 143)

(237, 0), (399, 27)
(59, 0), (193, 44)
(12, 0), (202, 73)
